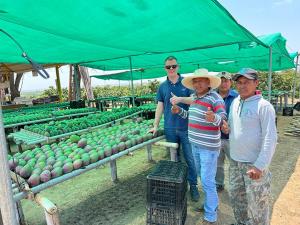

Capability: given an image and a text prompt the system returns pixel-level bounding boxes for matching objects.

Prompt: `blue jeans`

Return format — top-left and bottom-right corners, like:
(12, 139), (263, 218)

(216, 139), (230, 186)
(192, 144), (219, 222)
(164, 128), (198, 186)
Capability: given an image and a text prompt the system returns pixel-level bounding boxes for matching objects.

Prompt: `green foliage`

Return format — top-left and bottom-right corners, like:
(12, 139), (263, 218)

(40, 86), (69, 101)
(258, 70), (300, 98)
(41, 86), (56, 96)
(147, 79), (160, 93)
(257, 70), (297, 92)
(39, 81), (161, 100)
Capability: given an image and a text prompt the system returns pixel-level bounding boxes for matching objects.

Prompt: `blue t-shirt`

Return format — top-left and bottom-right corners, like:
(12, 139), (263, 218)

(156, 75), (193, 130)
(218, 89), (238, 139)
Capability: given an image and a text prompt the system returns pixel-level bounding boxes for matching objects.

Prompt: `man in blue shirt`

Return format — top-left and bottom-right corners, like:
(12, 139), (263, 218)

(150, 56), (199, 201)
(215, 71), (238, 192)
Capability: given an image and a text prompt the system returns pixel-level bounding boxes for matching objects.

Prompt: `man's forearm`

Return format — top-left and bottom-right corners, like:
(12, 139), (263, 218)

(179, 96), (193, 105)
(153, 103), (164, 128)
(178, 107), (188, 119)
(253, 105), (277, 170)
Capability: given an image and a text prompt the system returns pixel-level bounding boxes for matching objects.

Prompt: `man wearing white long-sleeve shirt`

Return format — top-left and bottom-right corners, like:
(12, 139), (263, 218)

(222, 68), (277, 225)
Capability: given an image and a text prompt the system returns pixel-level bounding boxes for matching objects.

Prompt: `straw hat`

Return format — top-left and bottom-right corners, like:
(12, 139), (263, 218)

(182, 69), (221, 90)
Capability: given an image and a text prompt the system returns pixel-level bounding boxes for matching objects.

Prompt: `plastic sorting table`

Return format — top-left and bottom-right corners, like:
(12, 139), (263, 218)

(13, 135), (166, 202)
(11, 134), (178, 225)
(4, 110), (97, 130)
(8, 111), (142, 147)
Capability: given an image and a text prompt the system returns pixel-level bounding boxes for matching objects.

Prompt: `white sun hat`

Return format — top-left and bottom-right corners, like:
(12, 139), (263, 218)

(182, 68), (221, 90)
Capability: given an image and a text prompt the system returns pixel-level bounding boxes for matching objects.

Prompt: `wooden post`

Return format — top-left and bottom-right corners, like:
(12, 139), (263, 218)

(35, 195), (60, 225)
(146, 144), (153, 162)
(110, 160), (118, 183)
(0, 209), (3, 225)
(55, 66), (63, 102)
(45, 212), (60, 225)
(74, 65), (81, 101)
(79, 66), (94, 101)
(0, 106), (19, 225)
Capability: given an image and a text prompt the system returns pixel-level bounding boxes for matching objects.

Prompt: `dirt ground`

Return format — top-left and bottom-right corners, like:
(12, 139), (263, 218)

(20, 115), (300, 225)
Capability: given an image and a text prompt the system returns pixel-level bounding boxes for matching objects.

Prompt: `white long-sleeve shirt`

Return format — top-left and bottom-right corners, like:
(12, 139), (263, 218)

(229, 94), (277, 171)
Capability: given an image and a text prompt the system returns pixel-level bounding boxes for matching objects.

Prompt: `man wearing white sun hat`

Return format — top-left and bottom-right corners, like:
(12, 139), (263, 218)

(172, 68), (227, 224)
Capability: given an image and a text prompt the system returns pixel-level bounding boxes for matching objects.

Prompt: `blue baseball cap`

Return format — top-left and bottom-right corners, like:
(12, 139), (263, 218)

(232, 68), (258, 81)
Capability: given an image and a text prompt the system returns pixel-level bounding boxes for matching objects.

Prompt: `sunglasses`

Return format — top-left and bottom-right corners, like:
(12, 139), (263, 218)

(165, 65), (178, 70)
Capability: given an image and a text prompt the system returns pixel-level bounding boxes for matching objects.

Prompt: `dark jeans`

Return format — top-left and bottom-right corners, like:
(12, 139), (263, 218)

(164, 128), (198, 186)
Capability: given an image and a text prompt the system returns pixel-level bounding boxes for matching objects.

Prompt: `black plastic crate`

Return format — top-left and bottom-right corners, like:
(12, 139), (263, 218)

(294, 102), (300, 111)
(142, 111), (155, 120)
(282, 107), (293, 116)
(147, 161), (187, 209)
(146, 197), (187, 225)
(70, 100), (85, 109)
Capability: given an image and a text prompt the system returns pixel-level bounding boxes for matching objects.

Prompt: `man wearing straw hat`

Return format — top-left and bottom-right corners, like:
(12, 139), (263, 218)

(172, 68), (226, 224)
(150, 56), (200, 202)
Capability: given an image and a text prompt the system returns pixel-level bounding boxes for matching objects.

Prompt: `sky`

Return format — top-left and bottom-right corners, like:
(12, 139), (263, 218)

(218, 0), (300, 52)
(21, 0), (300, 92)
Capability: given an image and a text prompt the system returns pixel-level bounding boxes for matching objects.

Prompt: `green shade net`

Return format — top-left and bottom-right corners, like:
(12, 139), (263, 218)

(0, 0), (263, 65)
(86, 33), (296, 81)
(289, 52), (298, 59)
(0, 0), (294, 78)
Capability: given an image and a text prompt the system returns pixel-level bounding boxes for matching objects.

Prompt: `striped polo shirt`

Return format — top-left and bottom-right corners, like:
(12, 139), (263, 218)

(178, 90), (227, 151)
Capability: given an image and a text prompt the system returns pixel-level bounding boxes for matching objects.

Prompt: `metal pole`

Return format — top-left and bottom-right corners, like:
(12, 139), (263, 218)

(140, 71), (143, 96)
(268, 47), (273, 102)
(55, 66), (63, 102)
(68, 65), (73, 101)
(292, 54), (299, 105)
(146, 144), (153, 162)
(109, 160), (118, 182)
(129, 56), (135, 107)
(0, 106), (19, 225)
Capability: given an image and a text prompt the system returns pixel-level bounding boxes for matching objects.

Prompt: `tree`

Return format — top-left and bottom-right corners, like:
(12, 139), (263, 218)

(9, 72), (24, 101)
(41, 86), (69, 101)
(257, 70), (296, 93)
(148, 79), (160, 93)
